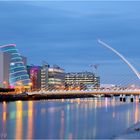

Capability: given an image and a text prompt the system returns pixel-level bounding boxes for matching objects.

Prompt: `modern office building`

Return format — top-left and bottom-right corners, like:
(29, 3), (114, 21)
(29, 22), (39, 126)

(0, 44), (30, 87)
(27, 65), (41, 90)
(48, 65), (65, 90)
(0, 52), (11, 88)
(28, 64), (65, 90)
(27, 63), (50, 90)
(65, 72), (100, 90)
(41, 63), (49, 90)
(94, 76), (100, 88)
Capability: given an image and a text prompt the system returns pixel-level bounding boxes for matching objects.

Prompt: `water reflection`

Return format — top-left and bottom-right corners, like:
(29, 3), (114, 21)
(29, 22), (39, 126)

(0, 97), (140, 139)
(2, 102), (7, 137)
(2, 102), (7, 122)
(27, 101), (33, 139)
(15, 101), (23, 139)
(60, 110), (64, 139)
(134, 96), (139, 124)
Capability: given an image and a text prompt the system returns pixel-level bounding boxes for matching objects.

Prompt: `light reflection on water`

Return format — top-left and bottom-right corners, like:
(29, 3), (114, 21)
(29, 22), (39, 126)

(27, 101), (33, 139)
(0, 97), (140, 139)
(15, 101), (22, 139)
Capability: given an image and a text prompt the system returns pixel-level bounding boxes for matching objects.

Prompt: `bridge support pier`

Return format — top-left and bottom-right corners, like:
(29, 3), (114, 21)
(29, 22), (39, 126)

(122, 95), (126, 102)
(120, 95), (123, 101)
(139, 95), (140, 102)
(130, 95), (134, 102)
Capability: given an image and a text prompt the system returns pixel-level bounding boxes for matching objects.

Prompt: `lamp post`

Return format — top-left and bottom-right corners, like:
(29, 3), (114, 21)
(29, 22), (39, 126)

(17, 81), (22, 93)
(28, 82), (33, 92)
(3, 81), (7, 88)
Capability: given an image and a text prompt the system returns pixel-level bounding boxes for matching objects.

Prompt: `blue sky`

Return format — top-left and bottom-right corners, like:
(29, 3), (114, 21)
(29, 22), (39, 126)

(0, 1), (140, 84)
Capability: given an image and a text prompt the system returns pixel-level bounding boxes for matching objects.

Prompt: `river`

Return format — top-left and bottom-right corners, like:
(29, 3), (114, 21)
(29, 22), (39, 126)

(0, 97), (139, 139)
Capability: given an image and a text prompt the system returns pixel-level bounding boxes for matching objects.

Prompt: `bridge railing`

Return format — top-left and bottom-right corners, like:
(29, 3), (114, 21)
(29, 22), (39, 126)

(27, 89), (140, 95)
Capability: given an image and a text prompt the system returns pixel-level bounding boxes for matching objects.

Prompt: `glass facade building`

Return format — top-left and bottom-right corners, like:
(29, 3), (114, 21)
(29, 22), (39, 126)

(0, 44), (30, 87)
(65, 72), (100, 90)
(41, 64), (49, 90)
(48, 67), (65, 85)
(27, 65), (41, 90)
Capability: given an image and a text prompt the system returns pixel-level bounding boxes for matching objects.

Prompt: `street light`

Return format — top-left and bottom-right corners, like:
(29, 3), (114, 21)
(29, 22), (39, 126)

(28, 82), (33, 91)
(3, 81), (7, 88)
(16, 81), (22, 93)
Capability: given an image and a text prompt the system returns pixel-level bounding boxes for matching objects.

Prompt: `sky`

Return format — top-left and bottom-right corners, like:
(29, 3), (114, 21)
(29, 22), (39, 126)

(0, 1), (140, 84)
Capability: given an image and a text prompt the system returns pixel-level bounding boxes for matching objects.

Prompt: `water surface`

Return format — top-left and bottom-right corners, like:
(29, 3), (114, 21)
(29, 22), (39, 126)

(0, 97), (139, 139)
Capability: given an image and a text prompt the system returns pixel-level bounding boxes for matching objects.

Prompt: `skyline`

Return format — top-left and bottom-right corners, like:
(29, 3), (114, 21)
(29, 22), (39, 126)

(1, 1), (140, 84)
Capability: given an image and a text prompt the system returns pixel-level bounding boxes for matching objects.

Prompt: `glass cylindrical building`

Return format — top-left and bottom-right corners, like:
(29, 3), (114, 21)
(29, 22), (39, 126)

(0, 44), (30, 87)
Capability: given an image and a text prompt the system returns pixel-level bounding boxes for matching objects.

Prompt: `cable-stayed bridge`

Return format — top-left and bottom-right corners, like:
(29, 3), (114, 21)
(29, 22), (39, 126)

(28, 89), (140, 96)
(27, 40), (140, 96)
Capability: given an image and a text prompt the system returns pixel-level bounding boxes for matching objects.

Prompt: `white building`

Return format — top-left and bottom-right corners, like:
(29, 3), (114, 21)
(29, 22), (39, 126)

(0, 52), (11, 88)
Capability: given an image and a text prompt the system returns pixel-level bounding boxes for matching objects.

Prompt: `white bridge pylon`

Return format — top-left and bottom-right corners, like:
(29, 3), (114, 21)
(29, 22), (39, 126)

(98, 39), (140, 81)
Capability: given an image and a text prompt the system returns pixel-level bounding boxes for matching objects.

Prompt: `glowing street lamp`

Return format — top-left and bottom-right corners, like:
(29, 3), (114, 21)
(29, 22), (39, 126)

(16, 81), (23, 93)
(28, 82), (33, 91)
(28, 82), (33, 87)
(3, 81), (7, 88)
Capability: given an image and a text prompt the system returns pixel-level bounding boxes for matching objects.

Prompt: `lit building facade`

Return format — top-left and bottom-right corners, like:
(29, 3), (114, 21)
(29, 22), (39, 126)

(41, 63), (49, 90)
(0, 52), (11, 88)
(94, 76), (100, 88)
(65, 72), (100, 90)
(48, 65), (65, 90)
(28, 64), (65, 90)
(0, 44), (30, 87)
(27, 66), (41, 90)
